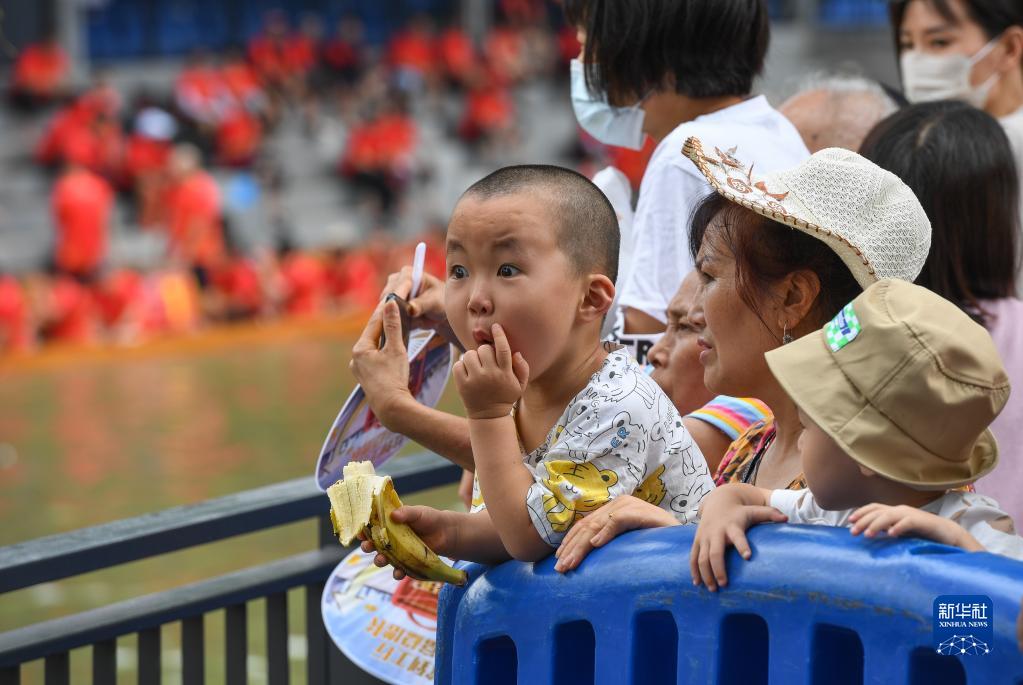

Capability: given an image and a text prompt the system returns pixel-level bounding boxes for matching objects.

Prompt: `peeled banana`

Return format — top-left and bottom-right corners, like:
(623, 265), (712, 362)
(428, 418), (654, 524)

(326, 461), (467, 586)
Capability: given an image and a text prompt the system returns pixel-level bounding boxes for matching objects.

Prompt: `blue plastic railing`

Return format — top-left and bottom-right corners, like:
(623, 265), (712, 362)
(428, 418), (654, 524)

(436, 525), (1023, 684)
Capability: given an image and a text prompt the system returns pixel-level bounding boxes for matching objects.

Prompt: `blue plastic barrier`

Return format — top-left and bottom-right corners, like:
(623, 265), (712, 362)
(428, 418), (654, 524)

(436, 525), (1023, 684)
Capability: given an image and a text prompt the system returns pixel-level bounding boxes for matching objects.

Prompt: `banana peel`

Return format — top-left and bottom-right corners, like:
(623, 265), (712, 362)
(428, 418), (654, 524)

(326, 461), (467, 586)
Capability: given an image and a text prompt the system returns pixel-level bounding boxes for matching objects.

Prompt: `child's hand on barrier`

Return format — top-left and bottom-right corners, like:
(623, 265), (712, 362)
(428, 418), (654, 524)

(690, 488), (787, 592)
(849, 503), (984, 551)
(554, 495), (680, 572)
(453, 323), (529, 420)
(359, 505), (456, 581)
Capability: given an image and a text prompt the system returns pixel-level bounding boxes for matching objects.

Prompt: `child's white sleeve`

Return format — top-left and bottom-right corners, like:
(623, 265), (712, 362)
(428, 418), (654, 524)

(769, 488), (856, 526)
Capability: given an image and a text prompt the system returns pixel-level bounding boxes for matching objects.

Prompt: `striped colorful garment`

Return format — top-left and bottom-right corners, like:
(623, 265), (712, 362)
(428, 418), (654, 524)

(686, 395), (772, 442)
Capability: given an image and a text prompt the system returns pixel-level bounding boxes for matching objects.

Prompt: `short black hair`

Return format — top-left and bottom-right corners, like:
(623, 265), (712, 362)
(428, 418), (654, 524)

(859, 100), (1019, 325)
(564, 0), (769, 104)
(461, 165), (620, 283)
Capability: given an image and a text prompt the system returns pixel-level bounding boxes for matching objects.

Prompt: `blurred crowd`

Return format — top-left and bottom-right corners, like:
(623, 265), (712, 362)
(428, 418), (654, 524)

(1, 2), (583, 354)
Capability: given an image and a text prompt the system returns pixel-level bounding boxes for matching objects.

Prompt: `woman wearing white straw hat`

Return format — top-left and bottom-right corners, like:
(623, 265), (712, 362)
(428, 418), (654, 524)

(554, 137), (934, 572)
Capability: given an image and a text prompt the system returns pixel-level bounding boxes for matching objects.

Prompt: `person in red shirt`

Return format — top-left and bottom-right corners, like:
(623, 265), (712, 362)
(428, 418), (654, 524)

(388, 15), (438, 92)
(276, 239), (326, 317)
(210, 238), (266, 321)
(39, 275), (99, 345)
(10, 34), (69, 109)
(220, 51), (267, 114)
(51, 153), (114, 281)
(322, 17), (365, 88)
(248, 11), (291, 90)
(323, 246), (380, 312)
(484, 24), (525, 85)
(175, 52), (229, 129)
(163, 145), (225, 287)
(125, 104), (177, 226)
(215, 108), (263, 168)
(459, 81), (515, 145)
(0, 275), (34, 353)
(437, 25), (477, 87)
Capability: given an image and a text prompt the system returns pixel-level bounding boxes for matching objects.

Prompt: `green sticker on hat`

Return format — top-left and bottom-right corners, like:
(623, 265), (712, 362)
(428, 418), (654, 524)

(825, 303), (861, 352)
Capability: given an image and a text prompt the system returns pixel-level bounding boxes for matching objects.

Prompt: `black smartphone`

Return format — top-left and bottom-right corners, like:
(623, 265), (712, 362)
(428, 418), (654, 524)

(379, 293), (411, 349)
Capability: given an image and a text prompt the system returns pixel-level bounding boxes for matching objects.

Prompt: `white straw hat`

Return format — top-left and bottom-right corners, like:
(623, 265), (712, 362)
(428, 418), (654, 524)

(682, 137), (932, 287)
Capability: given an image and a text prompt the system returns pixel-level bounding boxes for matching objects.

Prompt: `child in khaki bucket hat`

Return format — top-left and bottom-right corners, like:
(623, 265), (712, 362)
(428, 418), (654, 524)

(690, 279), (1023, 592)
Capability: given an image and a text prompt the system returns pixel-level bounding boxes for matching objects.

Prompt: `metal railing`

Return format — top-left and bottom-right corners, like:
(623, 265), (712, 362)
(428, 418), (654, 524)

(0, 452), (461, 685)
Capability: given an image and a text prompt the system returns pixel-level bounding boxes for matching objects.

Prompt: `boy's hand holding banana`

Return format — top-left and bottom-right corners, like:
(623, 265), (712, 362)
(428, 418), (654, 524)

(326, 461), (467, 585)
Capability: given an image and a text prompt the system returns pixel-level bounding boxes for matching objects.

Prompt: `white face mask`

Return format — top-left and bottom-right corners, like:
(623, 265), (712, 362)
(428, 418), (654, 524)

(900, 37), (1001, 107)
(570, 59), (647, 150)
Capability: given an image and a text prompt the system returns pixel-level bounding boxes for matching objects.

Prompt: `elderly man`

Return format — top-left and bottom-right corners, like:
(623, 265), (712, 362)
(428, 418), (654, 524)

(780, 73), (900, 153)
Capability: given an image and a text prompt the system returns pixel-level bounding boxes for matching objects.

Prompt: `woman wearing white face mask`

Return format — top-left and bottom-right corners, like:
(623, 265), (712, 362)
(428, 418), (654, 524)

(893, 0), (1023, 281)
(564, 0), (809, 349)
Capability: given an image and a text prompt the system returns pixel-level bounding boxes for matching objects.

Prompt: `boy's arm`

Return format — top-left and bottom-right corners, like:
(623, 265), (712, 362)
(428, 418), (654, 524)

(468, 416), (553, 561)
(452, 324), (553, 562)
(690, 483), (786, 592)
(849, 503), (985, 551)
(351, 297), (474, 468)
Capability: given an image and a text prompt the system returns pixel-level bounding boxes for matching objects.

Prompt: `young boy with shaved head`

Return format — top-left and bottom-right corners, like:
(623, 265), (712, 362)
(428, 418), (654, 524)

(363, 165), (714, 567)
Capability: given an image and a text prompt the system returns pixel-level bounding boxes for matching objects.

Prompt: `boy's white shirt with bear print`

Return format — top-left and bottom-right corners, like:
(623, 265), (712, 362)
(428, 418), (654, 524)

(470, 345), (716, 548)
(770, 488), (1023, 561)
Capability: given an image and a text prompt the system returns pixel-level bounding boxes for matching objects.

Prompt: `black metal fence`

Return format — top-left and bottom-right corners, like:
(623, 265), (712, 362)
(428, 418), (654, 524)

(0, 452), (461, 685)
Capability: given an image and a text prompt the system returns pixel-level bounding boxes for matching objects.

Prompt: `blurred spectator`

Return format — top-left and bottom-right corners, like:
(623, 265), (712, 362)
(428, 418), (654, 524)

(175, 52), (229, 129)
(285, 14), (321, 83)
(459, 82), (515, 147)
(164, 145), (225, 286)
(220, 49), (267, 116)
(36, 95), (123, 177)
(248, 11), (289, 85)
(339, 92), (418, 217)
(322, 17), (366, 88)
(216, 109), (263, 167)
(51, 153), (114, 281)
(324, 246), (380, 311)
(39, 276), (99, 345)
(276, 239), (326, 317)
(438, 24), (477, 87)
(485, 23), (526, 85)
(388, 15), (438, 92)
(125, 105), (177, 226)
(555, 24), (581, 70)
(779, 73), (900, 152)
(9, 33), (70, 110)
(211, 230), (267, 321)
(0, 275), (33, 352)
(93, 269), (145, 343)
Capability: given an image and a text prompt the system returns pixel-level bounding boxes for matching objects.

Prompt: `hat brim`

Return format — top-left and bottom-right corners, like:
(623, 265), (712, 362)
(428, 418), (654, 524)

(682, 136), (878, 289)
(765, 331), (998, 491)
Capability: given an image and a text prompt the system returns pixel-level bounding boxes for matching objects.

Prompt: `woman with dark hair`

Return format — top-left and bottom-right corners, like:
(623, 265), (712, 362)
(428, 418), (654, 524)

(891, 0), (1023, 241)
(564, 0), (809, 352)
(554, 139), (933, 571)
(860, 99), (1023, 530)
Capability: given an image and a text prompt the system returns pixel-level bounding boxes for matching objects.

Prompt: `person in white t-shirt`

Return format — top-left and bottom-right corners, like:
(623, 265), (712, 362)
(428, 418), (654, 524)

(690, 280), (1023, 592)
(565, 0), (810, 348)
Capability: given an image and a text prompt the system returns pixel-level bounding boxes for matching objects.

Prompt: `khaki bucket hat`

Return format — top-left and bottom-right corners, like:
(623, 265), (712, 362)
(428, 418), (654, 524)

(682, 136), (932, 288)
(765, 279), (1010, 490)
